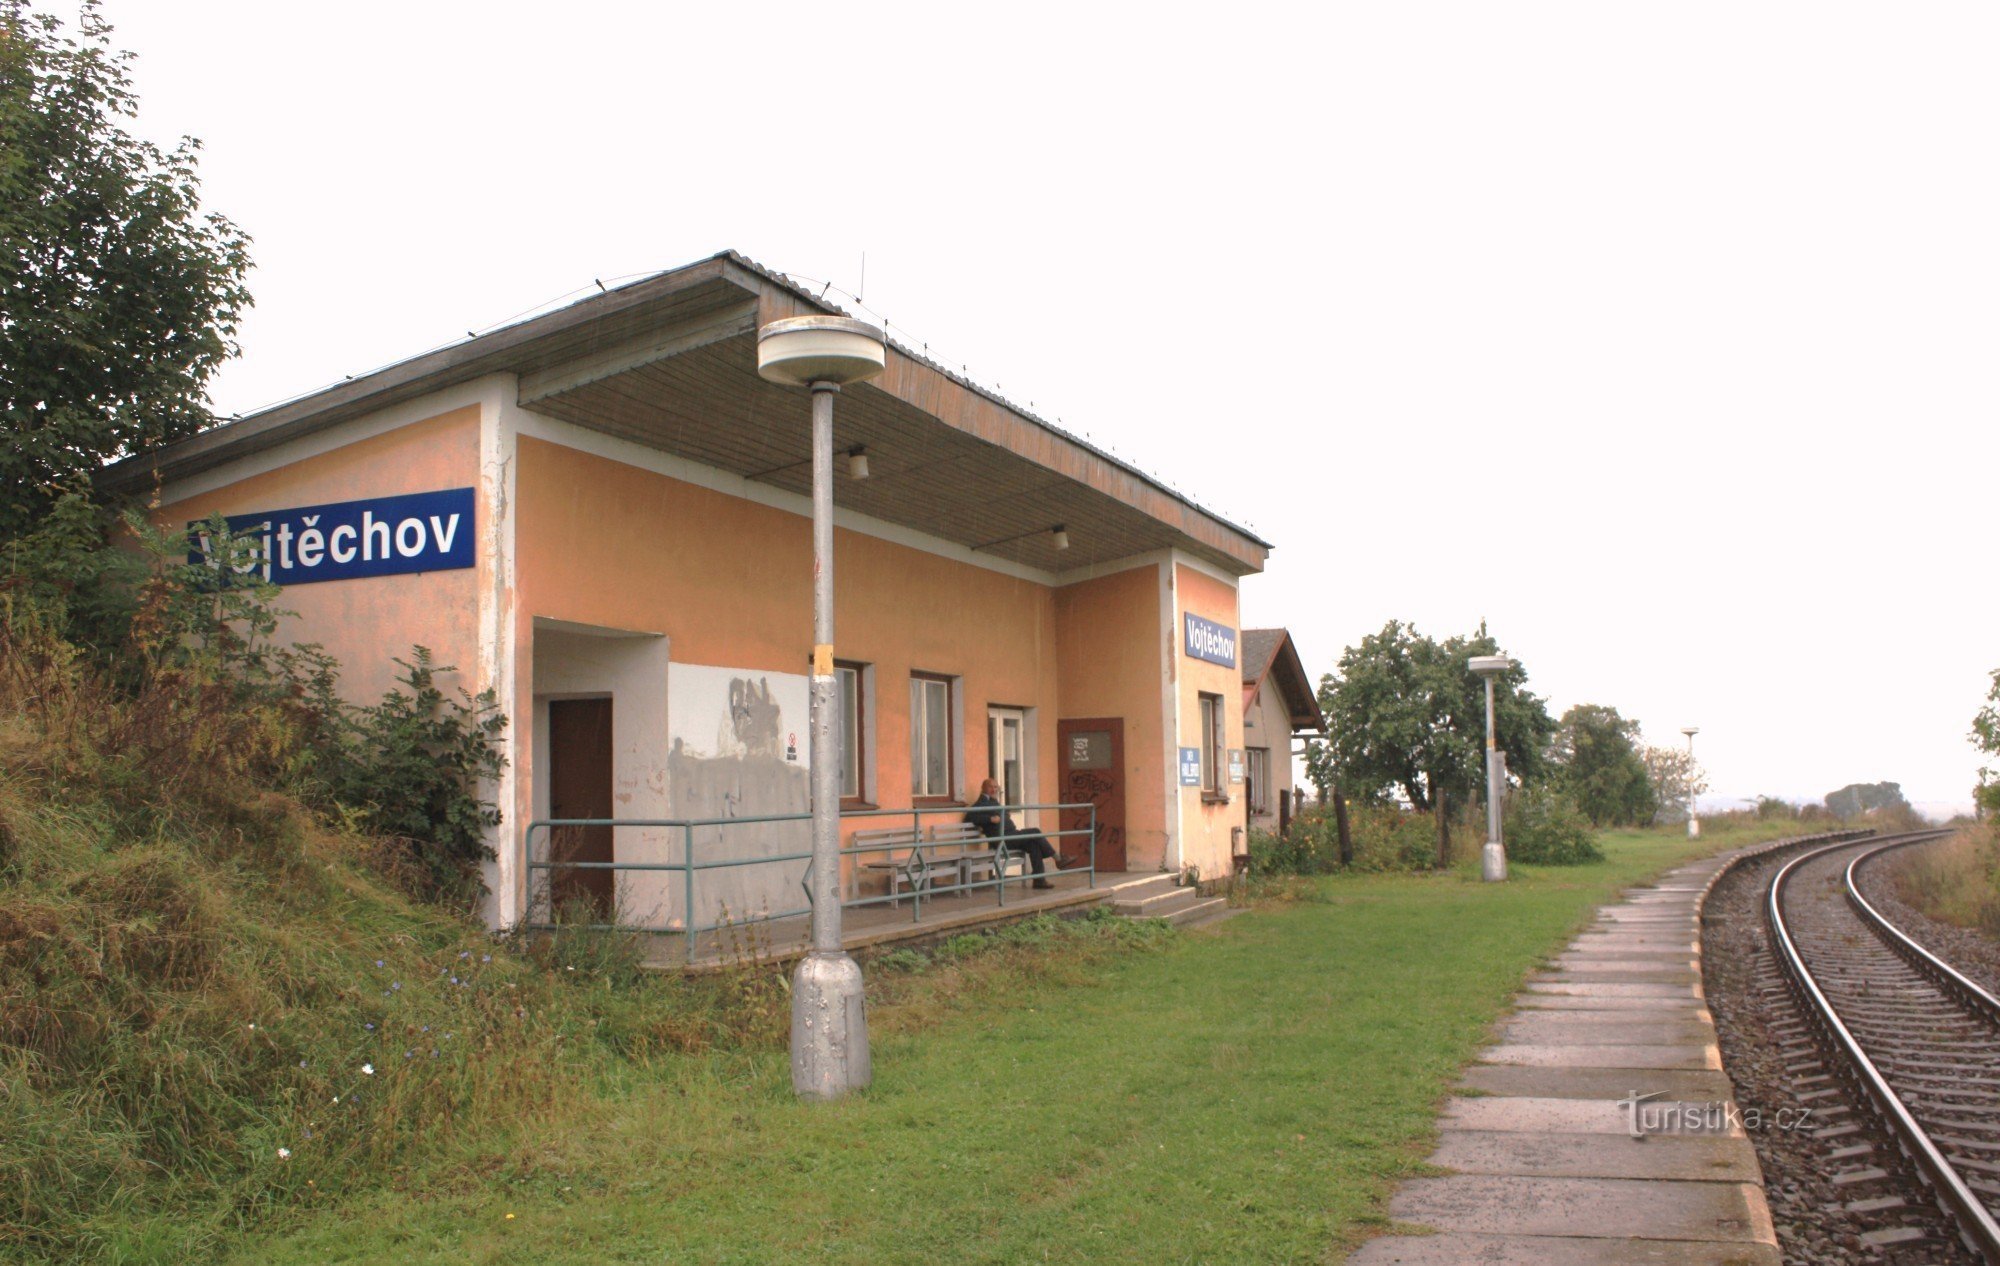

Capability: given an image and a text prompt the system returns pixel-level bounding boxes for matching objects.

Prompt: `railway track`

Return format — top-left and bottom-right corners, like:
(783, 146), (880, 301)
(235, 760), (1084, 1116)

(1767, 830), (2000, 1262)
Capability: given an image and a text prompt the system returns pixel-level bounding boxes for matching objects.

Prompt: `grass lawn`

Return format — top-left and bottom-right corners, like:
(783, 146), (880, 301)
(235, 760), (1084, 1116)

(226, 820), (1796, 1265)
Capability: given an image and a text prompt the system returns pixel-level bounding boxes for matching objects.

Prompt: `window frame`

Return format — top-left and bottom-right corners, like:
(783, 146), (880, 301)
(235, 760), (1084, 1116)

(1198, 691), (1227, 801)
(1246, 746), (1272, 817)
(836, 661), (870, 807)
(909, 671), (958, 803)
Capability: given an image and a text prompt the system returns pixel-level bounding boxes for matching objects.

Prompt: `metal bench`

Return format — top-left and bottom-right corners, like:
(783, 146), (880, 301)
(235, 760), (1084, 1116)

(931, 821), (1030, 892)
(851, 827), (967, 905)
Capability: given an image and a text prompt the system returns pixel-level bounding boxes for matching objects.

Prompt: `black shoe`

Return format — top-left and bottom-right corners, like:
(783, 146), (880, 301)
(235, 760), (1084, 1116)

(1033, 878), (1055, 890)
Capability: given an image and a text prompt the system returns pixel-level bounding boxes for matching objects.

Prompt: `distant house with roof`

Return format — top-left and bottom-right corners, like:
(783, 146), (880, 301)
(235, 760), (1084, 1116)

(1239, 629), (1326, 836)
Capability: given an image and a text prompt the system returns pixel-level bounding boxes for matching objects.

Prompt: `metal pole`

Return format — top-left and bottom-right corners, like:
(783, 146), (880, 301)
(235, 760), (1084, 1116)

(1481, 674), (1507, 882)
(1686, 730), (1700, 839)
(790, 380), (871, 1100)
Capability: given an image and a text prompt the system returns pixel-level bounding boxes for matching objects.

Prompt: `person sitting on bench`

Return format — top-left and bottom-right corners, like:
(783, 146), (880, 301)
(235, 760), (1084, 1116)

(966, 779), (1058, 889)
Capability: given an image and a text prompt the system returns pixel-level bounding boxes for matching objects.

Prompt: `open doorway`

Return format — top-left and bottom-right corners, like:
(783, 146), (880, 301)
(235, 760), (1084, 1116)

(987, 706), (1027, 809)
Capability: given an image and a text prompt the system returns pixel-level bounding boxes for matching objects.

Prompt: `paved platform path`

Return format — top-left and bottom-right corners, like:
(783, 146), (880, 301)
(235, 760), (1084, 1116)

(1349, 851), (1780, 1266)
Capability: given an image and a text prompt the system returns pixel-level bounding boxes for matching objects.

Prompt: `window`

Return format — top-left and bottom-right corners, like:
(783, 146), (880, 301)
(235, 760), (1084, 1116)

(1246, 747), (1272, 816)
(1199, 692), (1226, 798)
(910, 673), (956, 800)
(837, 662), (866, 804)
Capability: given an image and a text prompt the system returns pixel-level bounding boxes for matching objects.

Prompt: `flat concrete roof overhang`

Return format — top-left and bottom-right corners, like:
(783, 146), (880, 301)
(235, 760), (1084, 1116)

(107, 251), (1270, 578)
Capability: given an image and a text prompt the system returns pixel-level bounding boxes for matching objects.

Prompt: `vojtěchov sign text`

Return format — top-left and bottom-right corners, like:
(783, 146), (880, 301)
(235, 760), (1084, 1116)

(189, 488), (475, 585)
(1183, 613), (1237, 668)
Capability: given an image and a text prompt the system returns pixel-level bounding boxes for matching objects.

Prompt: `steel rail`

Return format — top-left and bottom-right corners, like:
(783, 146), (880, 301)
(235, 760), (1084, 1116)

(1847, 838), (2000, 1026)
(1766, 831), (2000, 1263)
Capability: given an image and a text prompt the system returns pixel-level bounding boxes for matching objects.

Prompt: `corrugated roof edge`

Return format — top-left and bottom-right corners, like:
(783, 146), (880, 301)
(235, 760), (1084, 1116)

(103, 248), (1272, 553)
(719, 251), (1274, 552)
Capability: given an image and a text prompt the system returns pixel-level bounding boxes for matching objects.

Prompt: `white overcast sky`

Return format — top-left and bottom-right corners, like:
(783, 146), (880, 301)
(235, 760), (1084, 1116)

(102, 1), (1997, 817)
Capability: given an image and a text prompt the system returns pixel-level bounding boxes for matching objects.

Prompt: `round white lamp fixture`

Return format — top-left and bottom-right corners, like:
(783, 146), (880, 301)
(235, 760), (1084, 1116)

(757, 315), (887, 387)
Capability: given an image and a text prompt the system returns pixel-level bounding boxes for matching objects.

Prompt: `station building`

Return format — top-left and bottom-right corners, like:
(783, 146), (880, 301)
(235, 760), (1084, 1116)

(111, 252), (1284, 934)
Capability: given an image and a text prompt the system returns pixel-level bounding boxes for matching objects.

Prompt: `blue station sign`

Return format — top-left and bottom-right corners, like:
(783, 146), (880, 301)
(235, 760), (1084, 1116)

(1179, 746), (1203, 786)
(1183, 612), (1238, 669)
(190, 488), (476, 586)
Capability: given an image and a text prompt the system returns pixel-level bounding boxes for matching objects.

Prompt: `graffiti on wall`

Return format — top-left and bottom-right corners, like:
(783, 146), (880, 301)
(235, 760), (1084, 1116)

(664, 664), (811, 929)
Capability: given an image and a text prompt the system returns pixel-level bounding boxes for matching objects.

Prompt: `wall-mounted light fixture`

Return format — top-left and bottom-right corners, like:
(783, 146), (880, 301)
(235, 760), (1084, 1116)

(973, 523), (1075, 554)
(847, 446), (870, 480)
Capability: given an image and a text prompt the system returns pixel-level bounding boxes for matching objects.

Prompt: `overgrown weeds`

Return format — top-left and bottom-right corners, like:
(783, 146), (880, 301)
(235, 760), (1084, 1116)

(1890, 825), (2000, 937)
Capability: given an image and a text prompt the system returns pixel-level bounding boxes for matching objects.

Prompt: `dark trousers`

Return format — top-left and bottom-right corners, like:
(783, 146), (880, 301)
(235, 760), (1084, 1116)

(999, 834), (1057, 874)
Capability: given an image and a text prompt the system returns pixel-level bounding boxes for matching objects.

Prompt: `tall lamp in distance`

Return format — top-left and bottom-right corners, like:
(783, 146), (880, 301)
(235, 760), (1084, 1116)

(1469, 655), (1513, 883)
(1682, 726), (1700, 839)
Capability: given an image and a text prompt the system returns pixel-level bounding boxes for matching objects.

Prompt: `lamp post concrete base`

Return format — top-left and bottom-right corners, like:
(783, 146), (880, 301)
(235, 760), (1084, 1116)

(790, 950), (870, 1101)
(1482, 840), (1507, 883)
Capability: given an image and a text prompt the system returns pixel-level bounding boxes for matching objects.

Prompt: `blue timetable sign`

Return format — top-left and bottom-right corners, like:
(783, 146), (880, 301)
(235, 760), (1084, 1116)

(190, 488), (476, 586)
(1183, 613), (1238, 668)
(1179, 747), (1203, 786)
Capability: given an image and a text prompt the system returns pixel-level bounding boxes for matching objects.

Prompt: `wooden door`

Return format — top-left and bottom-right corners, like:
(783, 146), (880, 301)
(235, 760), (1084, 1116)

(1058, 718), (1125, 872)
(548, 697), (614, 918)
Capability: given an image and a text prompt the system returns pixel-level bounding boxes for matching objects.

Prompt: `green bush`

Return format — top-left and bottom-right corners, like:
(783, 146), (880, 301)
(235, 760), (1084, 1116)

(1504, 787), (1604, 865)
(1249, 805), (1448, 876)
(328, 648), (507, 907)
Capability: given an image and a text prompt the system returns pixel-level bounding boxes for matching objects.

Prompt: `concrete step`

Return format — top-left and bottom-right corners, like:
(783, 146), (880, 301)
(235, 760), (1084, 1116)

(1109, 874), (1181, 902)
(1112, 885), (1202, 919)
(1168, 897), (1235, 929)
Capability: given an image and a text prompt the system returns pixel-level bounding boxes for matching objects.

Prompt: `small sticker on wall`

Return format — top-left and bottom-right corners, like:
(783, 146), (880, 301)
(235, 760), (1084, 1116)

(786, 732), (799, 762)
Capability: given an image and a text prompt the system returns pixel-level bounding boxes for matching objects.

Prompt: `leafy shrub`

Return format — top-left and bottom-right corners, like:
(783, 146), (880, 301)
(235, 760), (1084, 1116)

(327, 648), (506, 906)
(1249, 805), (1449, 875)
(1504, 787), (1604, 865)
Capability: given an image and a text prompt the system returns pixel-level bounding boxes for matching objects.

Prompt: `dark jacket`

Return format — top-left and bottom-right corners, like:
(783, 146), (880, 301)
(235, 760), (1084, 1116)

(965, 794), (1018, 844)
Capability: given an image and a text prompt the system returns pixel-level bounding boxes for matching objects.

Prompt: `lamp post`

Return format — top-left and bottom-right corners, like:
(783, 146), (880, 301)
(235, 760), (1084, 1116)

(757, 314), (887, 1101)
(1469, 655), (1512, 882)
(1681, 727), (1700, 839)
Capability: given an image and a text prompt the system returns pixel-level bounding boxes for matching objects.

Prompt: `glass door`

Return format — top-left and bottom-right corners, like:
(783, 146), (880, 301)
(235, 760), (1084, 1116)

(988, 707), (1026, 815)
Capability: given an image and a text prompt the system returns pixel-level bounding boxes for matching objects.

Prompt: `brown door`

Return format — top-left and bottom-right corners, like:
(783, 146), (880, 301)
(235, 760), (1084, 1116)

(548, 697), (614, 918)
(1059, 717), (1126, 872)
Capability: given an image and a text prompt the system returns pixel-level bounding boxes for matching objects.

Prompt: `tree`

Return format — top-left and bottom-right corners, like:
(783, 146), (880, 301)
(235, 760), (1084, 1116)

(1, 0), (252, 541)
(1549, 704), (1658, 827)
(1975, 668), (2000, 819)
(1304, 620), (1554, 814)
(1641, 743), (1707, 824)
(1825, 781), (1908, 819)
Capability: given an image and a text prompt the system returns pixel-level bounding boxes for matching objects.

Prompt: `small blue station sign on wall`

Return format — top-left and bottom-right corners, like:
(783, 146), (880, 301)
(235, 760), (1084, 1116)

(1179, 746), (1203, 786)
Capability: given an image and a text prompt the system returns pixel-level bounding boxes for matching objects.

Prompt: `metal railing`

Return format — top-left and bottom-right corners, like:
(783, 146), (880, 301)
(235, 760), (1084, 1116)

(522, 801), (1098, 964)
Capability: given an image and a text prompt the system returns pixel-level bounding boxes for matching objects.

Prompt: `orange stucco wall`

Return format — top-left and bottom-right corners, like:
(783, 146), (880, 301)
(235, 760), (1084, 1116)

(509, 435), (1064, 875)
(1173, 562), (1244, 880)
(155, 407), (483, 705)
(1053, 562), (1169, 871)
